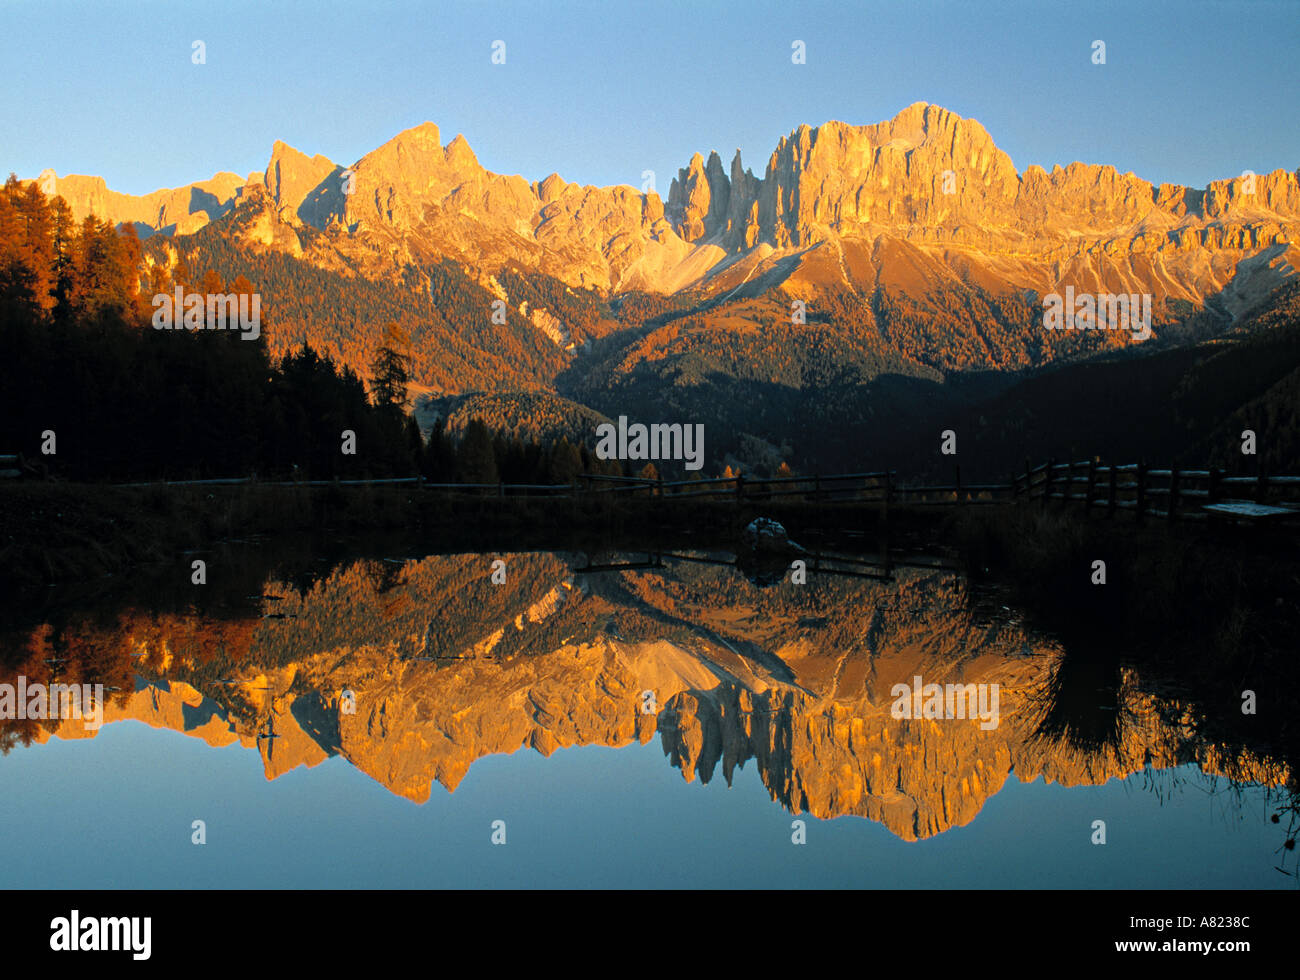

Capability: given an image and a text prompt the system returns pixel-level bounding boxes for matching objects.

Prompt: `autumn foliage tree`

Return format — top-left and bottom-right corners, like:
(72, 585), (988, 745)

(0, 175), (426, 479)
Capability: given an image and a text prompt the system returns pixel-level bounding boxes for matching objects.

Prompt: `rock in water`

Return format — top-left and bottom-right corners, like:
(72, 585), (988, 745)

(740, 517), (804, 555)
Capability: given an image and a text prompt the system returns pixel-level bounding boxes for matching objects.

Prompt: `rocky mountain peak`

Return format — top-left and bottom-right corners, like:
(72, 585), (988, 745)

(443, 133), (479, 171)
(263, 140), (337, 219)
(668, 149), (732, 243)
(387, 120), (443, 150)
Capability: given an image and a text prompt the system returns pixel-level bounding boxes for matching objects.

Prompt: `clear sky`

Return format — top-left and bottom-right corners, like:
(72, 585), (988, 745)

(2, 0), (1296, 197)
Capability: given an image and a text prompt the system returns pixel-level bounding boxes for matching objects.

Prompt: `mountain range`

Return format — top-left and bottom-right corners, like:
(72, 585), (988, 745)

(30, 102), (1300, 475)
(47, 102), (1300, 302)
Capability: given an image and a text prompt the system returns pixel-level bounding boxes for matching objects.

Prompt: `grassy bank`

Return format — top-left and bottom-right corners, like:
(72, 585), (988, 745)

(0, 481), (894, 599)
(0, 482), (422, 596)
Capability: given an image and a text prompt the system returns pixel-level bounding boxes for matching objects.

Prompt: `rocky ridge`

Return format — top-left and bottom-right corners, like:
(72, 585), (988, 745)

(35, 103), (1300, 314)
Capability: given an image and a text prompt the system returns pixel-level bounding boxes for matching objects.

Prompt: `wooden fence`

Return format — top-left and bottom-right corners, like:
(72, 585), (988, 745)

(79, 457), (1300, 524)
(1013, 457), (1300, 522)
(104, 467), (1010, 505)
(570, 468), (1012, 505)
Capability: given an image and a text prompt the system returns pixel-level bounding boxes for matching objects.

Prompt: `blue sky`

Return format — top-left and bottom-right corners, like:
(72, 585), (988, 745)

(2, 0), (1296, 196)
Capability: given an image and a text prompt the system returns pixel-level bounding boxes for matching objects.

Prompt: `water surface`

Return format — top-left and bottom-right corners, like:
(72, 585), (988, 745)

(1, 542), (1292, 888)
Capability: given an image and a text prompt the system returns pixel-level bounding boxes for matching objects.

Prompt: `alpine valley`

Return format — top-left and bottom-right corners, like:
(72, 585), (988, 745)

(39, 102), (1300, 478)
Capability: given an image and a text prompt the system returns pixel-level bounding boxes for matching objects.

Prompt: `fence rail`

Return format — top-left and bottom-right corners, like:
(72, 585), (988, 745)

(97, 466), (999, 505)
(1011, 456), (1300, 522)
(58, 457), (1298, 524)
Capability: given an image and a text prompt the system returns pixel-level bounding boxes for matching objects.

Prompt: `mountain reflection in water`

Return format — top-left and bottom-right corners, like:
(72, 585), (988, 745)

(2, 548), (1289, 852)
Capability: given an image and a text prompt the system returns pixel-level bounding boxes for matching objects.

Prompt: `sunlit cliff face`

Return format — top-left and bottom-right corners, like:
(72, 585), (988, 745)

(52, 103), (1300, 326)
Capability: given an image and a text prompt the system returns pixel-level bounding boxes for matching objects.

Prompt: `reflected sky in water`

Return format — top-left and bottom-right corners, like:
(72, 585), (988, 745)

(1, 545), (1293, 889)
(0, 718), (1282, 889)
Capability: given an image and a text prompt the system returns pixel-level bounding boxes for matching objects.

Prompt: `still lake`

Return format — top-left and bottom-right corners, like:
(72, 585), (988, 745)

(0, 541), (1291, 888)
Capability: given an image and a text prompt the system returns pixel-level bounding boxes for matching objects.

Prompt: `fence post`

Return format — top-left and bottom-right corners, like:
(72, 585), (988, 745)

(1085, 456), (1097, 514)
(1208, 467), (1221, 505)
(1168, 466), (1180, 521)
(736, 473), (745, 504)
(1136, 461), (1147, 521)
(1256, 465), (1268, 504)
(880, 493), (892, 579)
(1044, 458), (1056, 503)
(1108, 463), (1117, 517)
